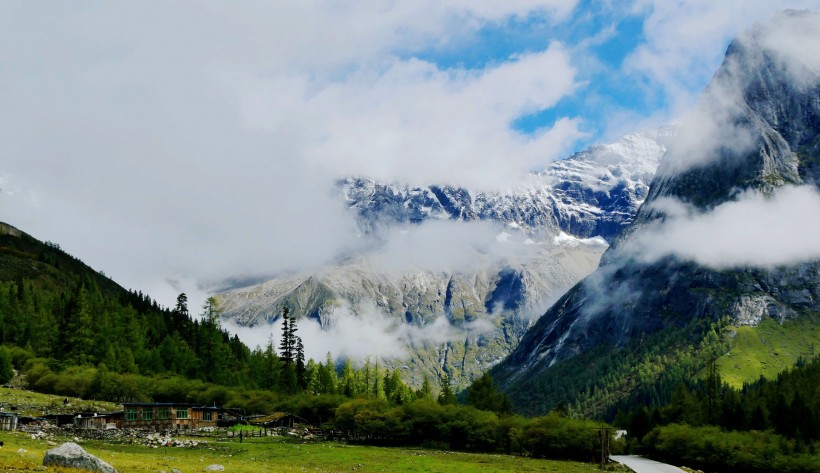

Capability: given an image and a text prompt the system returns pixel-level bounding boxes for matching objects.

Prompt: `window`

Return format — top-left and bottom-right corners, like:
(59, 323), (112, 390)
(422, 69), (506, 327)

(203, 411), (212, 421)
(142, 409), (153, 421)
(126, 409), (137, 421)
(176, 408), (189, 419)
(158, 408), (171, 420)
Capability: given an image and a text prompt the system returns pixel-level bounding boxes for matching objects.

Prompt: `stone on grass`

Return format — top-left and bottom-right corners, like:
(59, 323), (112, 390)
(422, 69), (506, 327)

(42, 442), (117, 473)
(204, 465), (225, 471)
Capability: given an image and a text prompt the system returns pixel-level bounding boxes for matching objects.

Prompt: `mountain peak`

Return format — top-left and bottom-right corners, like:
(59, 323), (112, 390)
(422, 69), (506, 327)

(492, 11), (820, 416)
(641, 10), (820, 215)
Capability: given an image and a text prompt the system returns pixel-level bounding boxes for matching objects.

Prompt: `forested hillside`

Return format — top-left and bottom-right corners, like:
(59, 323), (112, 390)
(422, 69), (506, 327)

(0, 222), (252, 386)
(618, 357), (820, 472)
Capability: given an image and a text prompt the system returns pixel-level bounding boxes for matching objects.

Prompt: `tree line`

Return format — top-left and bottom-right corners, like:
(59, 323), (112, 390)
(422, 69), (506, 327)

(615, 357), (820, 473)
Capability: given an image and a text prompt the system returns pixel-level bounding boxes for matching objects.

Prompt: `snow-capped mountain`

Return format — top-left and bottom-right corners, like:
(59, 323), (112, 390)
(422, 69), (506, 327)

(218, 129), (670, 388)
(341, 128), (673, 241)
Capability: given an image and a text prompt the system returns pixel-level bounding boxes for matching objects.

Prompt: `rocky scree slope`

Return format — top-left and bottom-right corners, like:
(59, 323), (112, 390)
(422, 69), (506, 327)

(493, 10), (820, 414)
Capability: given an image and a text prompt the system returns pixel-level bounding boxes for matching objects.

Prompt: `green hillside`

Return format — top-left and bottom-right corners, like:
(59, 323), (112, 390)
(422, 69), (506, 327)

(495, 310), (820, 420)
(0, 222), (123, 297)
(717, 315), (819, 388)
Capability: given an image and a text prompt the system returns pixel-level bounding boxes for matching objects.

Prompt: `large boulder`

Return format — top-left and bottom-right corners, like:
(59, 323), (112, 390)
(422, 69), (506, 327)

(42, 442), (117, 473)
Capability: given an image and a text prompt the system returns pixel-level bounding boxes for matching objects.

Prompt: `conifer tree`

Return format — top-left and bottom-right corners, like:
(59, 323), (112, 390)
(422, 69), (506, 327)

(438, 373), (456, 405)
(416, 375), (434, 399)
(341, 359), (356, 397)
(318, 352), (338, 394)
(174, 293), (189, 318)
(279, 307), (292, 365)
(202, 296), (221, 326)
(296, 336), (306, 388)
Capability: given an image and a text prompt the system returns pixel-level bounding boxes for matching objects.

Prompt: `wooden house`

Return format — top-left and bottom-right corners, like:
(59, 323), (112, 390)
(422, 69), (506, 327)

(249, 412), (309, 429)
(74, 412), (122, 429)
(121, 403), (222, 430)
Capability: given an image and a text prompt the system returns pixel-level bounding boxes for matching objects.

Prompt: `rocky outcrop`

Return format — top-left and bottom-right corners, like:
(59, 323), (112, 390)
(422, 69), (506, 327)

(42, 442), (117, 473)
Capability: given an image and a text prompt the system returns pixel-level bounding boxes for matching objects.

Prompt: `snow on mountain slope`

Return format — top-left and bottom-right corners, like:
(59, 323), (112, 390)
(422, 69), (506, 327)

(342, 128), (672, 241)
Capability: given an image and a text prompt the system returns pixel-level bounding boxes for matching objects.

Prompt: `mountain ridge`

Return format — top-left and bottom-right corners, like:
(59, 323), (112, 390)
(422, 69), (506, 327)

(492, 10), (820, 416)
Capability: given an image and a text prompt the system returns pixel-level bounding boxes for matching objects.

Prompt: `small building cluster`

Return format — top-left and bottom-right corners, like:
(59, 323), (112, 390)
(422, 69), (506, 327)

(2, 401), (321, 439)
(1, 403), (243, 433)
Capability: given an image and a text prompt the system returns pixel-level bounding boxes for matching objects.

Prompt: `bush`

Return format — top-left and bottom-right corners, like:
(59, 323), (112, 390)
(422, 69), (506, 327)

(643, 424), (820, 473)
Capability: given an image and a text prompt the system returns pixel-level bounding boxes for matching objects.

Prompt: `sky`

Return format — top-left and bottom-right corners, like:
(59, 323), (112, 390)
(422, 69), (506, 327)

(2, 1), (820, 310)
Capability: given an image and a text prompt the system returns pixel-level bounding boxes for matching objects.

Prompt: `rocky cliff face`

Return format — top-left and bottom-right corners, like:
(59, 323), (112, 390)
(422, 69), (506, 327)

(494, 11), (820, 402)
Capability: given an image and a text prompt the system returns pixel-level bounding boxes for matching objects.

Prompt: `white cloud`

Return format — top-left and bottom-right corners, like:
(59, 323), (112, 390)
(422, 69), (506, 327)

(625, 1), (820, 116)
(363, 220), (546, 273)
(294, 46), (581, 189)
(0, 2), (581, 305)
(225, 300), (497, 363)
(624, 185), (820, 268)
(2, 1), (817, 310)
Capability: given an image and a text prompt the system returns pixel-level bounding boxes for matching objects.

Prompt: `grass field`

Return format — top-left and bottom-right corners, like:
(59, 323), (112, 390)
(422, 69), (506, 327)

(717, 314), (818, 388)
(0, 386), (120, 416)
(0, 431), (610, 473)
(0, 386), (614, 472)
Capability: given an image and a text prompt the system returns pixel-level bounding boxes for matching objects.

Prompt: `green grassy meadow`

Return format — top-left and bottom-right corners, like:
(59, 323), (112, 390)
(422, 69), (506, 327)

(0, 431), (606, 473)
(0, 386), (120, 416)
(717, 314), (818, 387)
(0, 387), (608, 472)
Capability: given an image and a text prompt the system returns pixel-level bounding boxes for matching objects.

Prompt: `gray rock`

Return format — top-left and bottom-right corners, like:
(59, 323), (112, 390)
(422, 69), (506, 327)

(42, 442), (117, 473)
(204, 465), (225, 471)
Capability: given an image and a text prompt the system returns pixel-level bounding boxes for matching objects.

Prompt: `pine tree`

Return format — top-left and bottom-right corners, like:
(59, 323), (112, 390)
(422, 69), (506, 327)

(317, 352), (338, 395)
(341, 359), (356, 397)
(202, 297), (221, 326)
(174, 293), (189, 318)
(416, 375), (434, 399)
(295, 336), (306, 389)
(279, 307), (292, 365)
(438, 373), (456, 405)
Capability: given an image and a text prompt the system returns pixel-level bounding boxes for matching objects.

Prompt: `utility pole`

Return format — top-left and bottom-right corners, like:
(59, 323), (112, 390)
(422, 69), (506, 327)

(597, 425), (611, 470)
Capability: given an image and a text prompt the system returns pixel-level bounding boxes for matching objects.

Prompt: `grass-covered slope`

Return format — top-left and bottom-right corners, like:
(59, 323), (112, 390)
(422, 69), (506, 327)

(717, 314), (819, 388)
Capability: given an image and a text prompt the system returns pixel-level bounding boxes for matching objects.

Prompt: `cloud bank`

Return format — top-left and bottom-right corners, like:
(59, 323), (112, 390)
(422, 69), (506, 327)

(625, 185), (820, 269)
(2, 1), (819, 308)
(225, 300), (497, 363)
